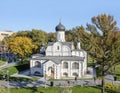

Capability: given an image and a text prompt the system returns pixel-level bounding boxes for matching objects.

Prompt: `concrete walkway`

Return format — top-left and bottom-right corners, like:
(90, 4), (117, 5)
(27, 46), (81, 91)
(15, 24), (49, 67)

(0, 61), (19, 70)
(1, 78), (120, 88)
(0, 65), (120, 88)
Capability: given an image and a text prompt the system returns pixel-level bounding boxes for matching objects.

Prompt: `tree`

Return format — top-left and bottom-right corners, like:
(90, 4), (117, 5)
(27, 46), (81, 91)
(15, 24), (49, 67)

(47, 32), (56, 42)
(9, 37), (36, 60)
(2, 33), (17, 46)
(28, 29), (48, 53)
(77, 14), (120, 93)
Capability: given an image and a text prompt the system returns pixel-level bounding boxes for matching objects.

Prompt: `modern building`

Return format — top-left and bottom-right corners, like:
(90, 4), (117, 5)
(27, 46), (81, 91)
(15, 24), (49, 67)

(30, 22), (87, 79)
(0, 31), (14, 41)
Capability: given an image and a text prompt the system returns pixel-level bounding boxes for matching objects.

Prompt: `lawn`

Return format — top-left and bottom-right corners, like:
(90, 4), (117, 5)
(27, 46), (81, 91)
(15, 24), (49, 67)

(0, 60), (6, 66)
(116, 64), (120, 81)
(0, 60), (30, 80)
(0, 60), (30, 75)
(9, 86), (102, 93)
(0, 59), (39, 82)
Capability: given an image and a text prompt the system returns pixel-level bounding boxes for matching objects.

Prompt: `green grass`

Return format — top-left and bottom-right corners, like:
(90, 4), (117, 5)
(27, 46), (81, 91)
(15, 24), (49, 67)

(0, 60), (30, 75)
(9, 86), (102, 93)
(116, 64), (120, 81)
(0, 59), (39, 82)
(0, 60), (6, 66)
(9, 86), (120, 93)
(0, 60), (30, 80)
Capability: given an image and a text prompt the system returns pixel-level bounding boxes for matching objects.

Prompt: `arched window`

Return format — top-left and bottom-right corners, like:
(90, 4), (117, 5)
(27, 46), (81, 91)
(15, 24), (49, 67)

(72, 62), (79, 69)
(63, 72), (68, 77)
(63, 62), (68, 69)
(35, 61), (41, 68)
(57, 46), (59, 50)
(34, 71), (41, 76)
(72, 72), (78, 77)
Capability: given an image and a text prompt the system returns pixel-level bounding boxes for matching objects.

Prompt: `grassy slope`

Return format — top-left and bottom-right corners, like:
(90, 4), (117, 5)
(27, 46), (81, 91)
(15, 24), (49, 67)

(0, 60), (6, 66)
(116, 64), (120, 81)
(10, 86), (101, 93)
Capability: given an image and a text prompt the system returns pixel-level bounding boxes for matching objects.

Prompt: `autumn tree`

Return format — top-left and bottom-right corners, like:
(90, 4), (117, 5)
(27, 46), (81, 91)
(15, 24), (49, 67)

(9, 37), (36, 60)
(77, 14), (120, 93)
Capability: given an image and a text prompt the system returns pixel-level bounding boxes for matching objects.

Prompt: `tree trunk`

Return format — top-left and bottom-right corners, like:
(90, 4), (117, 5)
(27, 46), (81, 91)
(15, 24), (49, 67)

(101, 61), (105, 93)
(101, 70), (105, 93)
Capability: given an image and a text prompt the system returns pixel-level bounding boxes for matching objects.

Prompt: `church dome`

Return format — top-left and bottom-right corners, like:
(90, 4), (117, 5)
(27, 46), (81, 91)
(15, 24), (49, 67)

(55, 22), (65, 31)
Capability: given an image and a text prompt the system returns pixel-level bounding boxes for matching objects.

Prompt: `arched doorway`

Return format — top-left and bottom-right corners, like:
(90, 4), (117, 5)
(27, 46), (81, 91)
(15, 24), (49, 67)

(48, 66), (54, 79)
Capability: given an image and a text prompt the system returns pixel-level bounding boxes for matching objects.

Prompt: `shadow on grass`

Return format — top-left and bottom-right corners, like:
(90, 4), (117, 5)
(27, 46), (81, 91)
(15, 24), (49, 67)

(116, 74), (120, 76)
(15, 60), (30, 72)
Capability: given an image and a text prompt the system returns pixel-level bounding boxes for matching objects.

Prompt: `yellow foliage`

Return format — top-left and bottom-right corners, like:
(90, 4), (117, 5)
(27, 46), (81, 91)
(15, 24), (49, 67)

(0, 88), (6, 93)
(105, 82), (120, 90)
(9, 36), (36, 58)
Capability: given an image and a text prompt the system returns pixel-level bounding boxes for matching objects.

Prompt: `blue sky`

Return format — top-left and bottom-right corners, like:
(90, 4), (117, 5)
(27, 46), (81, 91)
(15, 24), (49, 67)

(0, 0), (120, 32)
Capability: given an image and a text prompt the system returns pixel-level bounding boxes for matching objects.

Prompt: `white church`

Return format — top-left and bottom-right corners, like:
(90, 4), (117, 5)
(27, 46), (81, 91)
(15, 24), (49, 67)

(30, 22), (88, 79)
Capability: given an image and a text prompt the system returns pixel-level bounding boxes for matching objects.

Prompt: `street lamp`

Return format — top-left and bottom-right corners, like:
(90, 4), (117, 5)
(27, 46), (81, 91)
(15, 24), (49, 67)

(7, 70), (10, 93)
(44, 64), (46, 88)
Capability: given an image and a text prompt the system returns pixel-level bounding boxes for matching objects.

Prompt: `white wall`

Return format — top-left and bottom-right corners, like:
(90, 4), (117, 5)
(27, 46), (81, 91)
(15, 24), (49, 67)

(56, 31), (65, 42)
(46, 42), (72, 56)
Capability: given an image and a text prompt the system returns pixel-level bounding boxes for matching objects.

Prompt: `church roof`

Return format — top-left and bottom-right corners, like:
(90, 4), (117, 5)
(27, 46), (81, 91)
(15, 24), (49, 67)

(55, 22), (65, 31)
(47, 42), (73, 49)
(31, 54), (84, 64)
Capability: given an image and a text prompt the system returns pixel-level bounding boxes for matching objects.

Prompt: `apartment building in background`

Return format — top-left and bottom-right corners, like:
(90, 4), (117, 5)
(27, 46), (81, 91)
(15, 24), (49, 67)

(0, 31), (14, 41)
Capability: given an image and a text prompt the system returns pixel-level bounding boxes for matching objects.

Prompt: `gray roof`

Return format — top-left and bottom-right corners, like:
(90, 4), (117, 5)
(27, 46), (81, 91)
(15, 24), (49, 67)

(47, 42), (73, 49)
(31, 54), (84, 64)
(55, 22), (65, 31)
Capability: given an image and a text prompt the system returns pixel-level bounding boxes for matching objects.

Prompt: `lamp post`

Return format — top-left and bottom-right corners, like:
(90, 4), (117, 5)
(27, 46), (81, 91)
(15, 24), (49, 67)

(7, 70), (10, 93)
(44, 64), (46, 88)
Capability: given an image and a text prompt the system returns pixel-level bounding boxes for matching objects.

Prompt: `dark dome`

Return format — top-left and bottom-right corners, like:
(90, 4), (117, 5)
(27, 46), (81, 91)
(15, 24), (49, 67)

(55, 22), (65, 31)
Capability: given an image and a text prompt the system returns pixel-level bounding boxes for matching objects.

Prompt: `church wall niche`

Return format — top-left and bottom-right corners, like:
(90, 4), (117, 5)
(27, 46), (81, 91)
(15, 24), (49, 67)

(62, 45), (71, 56)
(52, 42), (62, 56)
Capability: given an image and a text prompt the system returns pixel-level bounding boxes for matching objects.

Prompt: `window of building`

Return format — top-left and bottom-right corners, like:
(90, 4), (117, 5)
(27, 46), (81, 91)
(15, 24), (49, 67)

(34, 71), (41, 76)
(57, 46), (59, 50)
(35, 61), (41, 68)
(63, 72), (68, 77)
(72, 62), (79, 69)
(1, 33), (9, 36)
(72, 72), (78, 77)
(63, 62), (68, 69)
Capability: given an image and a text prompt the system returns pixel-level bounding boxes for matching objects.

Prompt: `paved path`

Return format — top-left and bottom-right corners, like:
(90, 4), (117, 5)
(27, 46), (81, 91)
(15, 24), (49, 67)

(0, 61), (19, 70)
(0, 64), (120, 88)
(1, 76), (120, 88)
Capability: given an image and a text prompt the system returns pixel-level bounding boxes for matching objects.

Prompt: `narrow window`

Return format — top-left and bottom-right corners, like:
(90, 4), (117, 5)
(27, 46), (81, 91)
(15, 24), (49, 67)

(63, 62), (68, 69)
(72, 62), (79, 69)
(57, 46), (59, 50)
(35, 61), (41, 68)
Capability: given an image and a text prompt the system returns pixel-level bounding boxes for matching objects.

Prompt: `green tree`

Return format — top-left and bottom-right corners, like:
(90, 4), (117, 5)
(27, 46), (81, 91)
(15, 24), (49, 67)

(2, 33), (17, 46)
(28, 29), (48, 53)
(9, 37), (36, 60)
(47, 32), (56, 42)
(78, 14), (120, 93)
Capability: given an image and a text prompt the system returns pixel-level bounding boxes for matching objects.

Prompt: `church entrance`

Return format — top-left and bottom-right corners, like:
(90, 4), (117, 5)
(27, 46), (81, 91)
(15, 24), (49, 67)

(50, 67), (54, 79)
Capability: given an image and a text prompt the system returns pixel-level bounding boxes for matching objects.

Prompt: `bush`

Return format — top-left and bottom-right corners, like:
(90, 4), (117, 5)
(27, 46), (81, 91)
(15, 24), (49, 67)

(0, 88), (6, 93)
(105, 82), (120, 92)
(10, 77), (31, 82)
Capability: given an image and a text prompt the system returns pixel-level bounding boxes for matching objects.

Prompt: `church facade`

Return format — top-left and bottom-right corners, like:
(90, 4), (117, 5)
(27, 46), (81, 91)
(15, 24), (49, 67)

(30, 22), (87, 79)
